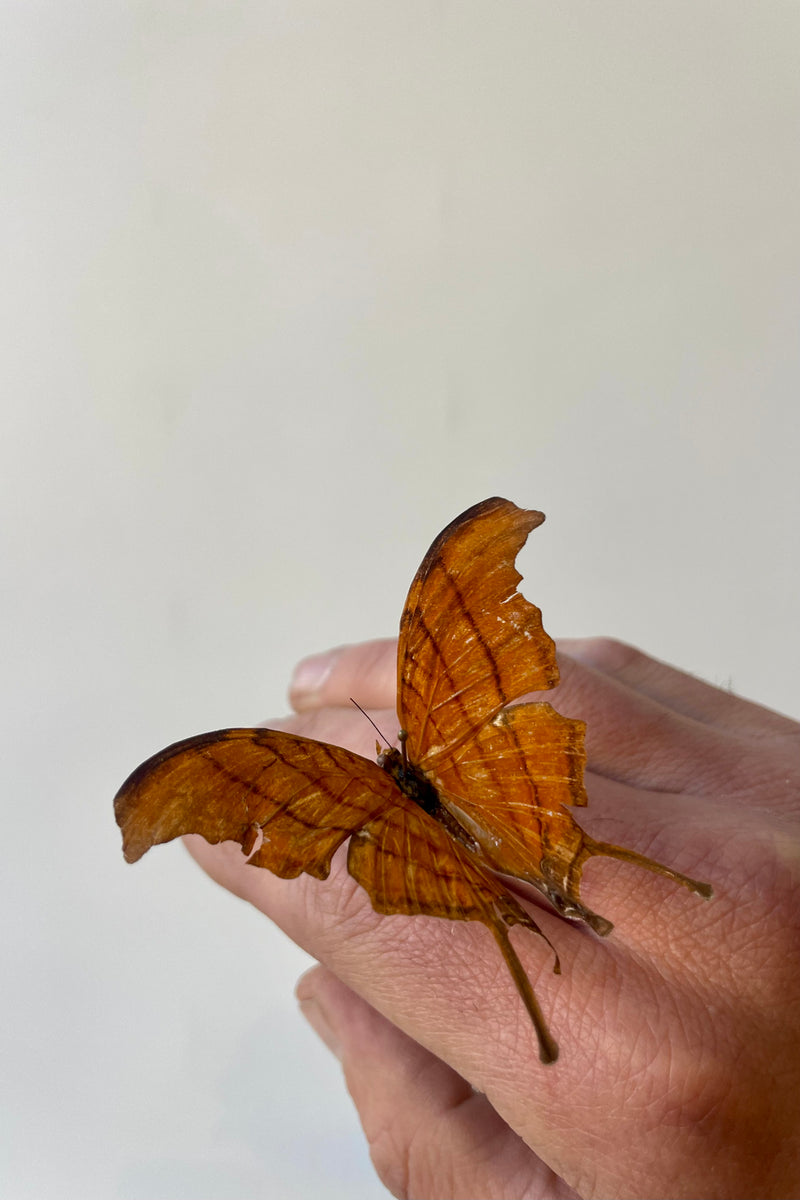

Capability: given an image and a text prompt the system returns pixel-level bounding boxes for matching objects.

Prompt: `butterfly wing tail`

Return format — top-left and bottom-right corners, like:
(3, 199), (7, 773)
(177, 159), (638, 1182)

(532, 832), (713, 939)
(350, 803), (564, 1064)
(580, 837), (714, 901)
(489, 920), (559, 1065)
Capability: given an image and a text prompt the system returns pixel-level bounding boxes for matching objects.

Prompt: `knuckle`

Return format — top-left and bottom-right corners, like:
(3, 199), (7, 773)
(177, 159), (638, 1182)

(573, 636), (642, 672)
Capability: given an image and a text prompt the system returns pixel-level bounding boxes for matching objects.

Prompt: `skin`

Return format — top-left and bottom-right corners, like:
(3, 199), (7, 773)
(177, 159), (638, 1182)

(186, 636), (800, 1200)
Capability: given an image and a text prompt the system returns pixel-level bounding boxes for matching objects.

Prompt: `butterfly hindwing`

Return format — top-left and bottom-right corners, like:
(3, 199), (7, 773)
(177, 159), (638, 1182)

(349, 798), (509, 921)
(426, 701), (594, 904)
(347, 796), (561, 1062)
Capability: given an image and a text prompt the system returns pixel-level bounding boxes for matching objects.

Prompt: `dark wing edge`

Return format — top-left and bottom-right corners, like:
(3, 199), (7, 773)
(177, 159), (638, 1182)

(114, 727), (401, 880)
(397, 497), (559, 766)
(408, 498), (543, 592)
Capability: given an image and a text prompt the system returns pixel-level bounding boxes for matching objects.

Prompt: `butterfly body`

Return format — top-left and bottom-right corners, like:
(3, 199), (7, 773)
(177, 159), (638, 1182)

(115, 497), (712, 1063)
(377, 744), (480, 854)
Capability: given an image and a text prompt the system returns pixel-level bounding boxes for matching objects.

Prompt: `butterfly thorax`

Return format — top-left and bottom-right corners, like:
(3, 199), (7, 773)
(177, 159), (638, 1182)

(377, 745), (479, 855)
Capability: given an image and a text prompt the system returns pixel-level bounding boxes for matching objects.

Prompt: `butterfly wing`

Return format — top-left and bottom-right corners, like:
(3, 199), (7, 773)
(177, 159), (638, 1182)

(430, 699), (588, 815)
(397, 500), (712, 930)
(421, 700), (608, 923)
(397, 497), (559, 765)
(114, 728), (400, 880)
(115, 724), (562, 1061)
(347, 800), (561, 1062)
(115, 498), (711, 1067)
(394, 498), (601, 924)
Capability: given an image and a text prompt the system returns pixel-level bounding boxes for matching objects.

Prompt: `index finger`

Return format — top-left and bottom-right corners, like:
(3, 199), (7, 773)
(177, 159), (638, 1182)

(287, 637), (760, 800)
(289, 639), (396, 712)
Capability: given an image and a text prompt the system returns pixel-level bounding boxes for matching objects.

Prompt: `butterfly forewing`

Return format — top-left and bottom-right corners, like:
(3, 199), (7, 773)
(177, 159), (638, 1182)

(397, 498), (560, 767)
(114, 728), (399, 880)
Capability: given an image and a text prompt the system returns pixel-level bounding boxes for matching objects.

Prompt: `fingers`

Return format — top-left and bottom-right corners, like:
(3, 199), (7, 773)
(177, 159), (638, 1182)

(560, 637), (798, 738)
(265, 703), (400, 763)
(290, 634), (797, 747)
(551, 650), (800, 814)
(548, 654), (740, 796)
(186, 635), (799, 1199)
(187, 826), (752, 1199)
(286, 637), (764, 800)
(290, 640), (397, 713)
(296, 966), (577, 1200)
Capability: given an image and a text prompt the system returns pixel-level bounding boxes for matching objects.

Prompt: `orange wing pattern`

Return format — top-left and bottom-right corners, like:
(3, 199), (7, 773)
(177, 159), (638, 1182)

(115, 729), (398, 880)
(348, 800), (561, 1063)
(115, 724), (564, 1062)
(115, 497), (712, 1065)
(398, 498), (559, 765)
(398, 500), (711, 936)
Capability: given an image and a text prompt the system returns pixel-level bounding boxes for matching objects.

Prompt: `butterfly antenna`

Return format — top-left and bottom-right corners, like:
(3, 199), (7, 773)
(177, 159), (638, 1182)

(349, 698), (391, 749)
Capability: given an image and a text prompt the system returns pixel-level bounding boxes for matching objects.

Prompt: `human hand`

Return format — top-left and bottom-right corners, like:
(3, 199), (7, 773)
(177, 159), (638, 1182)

(186, 637), (800, 1199)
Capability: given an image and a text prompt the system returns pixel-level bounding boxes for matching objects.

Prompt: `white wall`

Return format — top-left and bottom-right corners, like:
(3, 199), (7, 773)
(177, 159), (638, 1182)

(3, 5), (799, 1198)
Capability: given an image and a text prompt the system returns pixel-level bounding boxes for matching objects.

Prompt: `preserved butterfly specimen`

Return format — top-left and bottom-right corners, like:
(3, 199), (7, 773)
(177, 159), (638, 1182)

(115, 497), (711, 1063)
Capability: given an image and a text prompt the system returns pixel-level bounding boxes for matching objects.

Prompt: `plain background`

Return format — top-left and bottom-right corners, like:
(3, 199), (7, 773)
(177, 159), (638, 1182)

(3, 5), (799, 1198)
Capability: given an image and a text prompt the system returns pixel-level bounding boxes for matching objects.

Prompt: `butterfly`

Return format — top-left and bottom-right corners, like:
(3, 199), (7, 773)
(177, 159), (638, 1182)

(115, 497), (712, 1063)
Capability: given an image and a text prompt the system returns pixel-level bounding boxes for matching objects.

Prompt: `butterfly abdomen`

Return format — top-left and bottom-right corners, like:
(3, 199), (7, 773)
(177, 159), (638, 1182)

(378, 746), (480, 855)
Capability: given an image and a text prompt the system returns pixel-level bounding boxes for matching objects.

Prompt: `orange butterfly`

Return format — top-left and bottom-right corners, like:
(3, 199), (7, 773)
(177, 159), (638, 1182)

(115, 497), (711, 1063)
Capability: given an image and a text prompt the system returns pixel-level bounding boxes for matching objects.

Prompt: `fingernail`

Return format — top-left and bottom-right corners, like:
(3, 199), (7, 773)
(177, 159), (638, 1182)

(298, 995), (342, 1060)
(289, 649), (339, 707)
